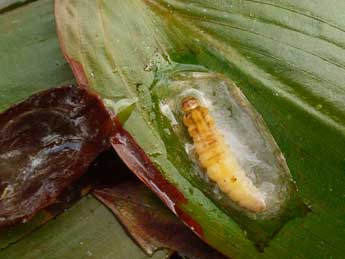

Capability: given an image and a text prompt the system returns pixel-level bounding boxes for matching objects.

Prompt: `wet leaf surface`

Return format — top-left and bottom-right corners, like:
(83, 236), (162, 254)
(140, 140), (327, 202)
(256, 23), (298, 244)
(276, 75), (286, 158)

(0, 1), (171, 258)
(55, 1), (345, 258)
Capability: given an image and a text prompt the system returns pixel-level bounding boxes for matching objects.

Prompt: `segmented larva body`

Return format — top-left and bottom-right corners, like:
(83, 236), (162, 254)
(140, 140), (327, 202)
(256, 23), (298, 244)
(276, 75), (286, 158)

(182, 96), (266, 212)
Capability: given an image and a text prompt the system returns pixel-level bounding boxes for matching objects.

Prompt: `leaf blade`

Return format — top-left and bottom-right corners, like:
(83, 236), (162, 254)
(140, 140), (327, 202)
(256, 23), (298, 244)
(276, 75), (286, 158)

(55, 0), (345, 258)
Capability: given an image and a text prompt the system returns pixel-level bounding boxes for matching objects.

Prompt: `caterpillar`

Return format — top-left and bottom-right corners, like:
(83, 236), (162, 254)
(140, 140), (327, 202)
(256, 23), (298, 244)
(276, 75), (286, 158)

(181, 96), (266, 213)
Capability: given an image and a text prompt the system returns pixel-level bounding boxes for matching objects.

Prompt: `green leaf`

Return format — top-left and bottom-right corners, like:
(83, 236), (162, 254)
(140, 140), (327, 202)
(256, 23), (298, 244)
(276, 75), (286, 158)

(93, 176), (225, 259)
(0, 0), (25, 11)
(0, 0), (75, 111)
(0, 1), (169, 258)
(0, 196), (171, 259)
(0, 0), (76, 247)
(56, 0), (345, 258)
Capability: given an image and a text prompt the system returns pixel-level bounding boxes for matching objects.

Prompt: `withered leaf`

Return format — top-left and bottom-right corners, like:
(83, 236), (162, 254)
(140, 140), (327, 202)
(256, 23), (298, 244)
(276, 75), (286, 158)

(93, 177), (226, 259)
(0, 86), (114, 227)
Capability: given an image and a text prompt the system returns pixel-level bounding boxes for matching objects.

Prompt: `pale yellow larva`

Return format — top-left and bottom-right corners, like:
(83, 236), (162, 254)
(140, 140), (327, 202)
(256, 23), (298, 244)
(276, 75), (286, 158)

(181, 96), (266, 213)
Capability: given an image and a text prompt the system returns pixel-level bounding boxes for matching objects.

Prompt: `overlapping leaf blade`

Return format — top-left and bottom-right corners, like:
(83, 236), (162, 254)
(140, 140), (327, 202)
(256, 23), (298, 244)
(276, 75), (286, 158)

(0, 1), (170, 258)
(56, 0), (345, 258)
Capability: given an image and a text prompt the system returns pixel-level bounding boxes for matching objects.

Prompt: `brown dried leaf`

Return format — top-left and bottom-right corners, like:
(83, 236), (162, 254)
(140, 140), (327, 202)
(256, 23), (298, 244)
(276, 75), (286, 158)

(0, 86), (114, 227)
(93, 177), (226, 259)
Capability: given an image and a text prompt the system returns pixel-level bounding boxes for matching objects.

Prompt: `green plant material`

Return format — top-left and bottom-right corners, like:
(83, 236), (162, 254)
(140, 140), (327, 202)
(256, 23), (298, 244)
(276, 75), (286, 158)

(0, 147), (172, 259)
(56, 0), (345, 258)
(0, 1), (170, 258)
(0, 196), (172, 259)
(0, 165), (98, 251)
(0, 149), (115, 251)
(150, 67), (308, 248)
(93, 176), (225, 259)
(0, 0), (36, 13)
(0, 0), (16, 10)
(0, 0), (75, 112)
(0, 0), (76, 248)
(0, 211), (52, 250)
